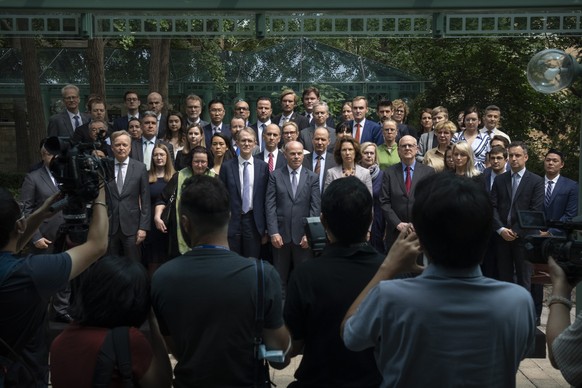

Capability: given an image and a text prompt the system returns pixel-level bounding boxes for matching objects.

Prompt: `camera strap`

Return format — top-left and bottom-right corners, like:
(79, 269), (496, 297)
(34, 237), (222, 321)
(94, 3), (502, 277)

(252, 258), (272, 388)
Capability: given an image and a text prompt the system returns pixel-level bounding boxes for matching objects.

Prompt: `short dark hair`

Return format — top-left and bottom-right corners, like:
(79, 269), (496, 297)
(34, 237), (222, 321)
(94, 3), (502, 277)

(0, 188), (20, 249)
(508, 141), (529, 156)
(322, 177), (372, 245)
(490, 135), (509, 149)
(335, 121), (351, 135)
(123, 90), (139, 101)
(376, 99), (392, 110)
(185, 145), (210, 168)
(71, 255), (150, 328)
(412, 173), (492, 268)
(545, 148), (564, 161)
(179, 175), (230, 242)
(302, 86), (320, 99)
(489, 145), (508, 159)
(208, 99), (225, 110)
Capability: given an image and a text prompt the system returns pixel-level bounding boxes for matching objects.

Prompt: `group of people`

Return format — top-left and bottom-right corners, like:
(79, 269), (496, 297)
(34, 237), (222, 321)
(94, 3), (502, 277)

(2, 83), (580, 387)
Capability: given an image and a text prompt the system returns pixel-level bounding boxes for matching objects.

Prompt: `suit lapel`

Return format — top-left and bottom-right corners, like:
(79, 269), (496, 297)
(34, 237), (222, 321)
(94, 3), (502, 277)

(40, 167), (58, 192)
(548, 176), (562, 206)
(282, 168), (294, 199)
(395, 163), (407, 195)
(233, 160), (242, 198)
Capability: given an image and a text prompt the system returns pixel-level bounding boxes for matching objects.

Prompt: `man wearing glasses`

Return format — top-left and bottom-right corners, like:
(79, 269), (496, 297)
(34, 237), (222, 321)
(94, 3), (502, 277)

(380, 135), (434, 250)
(47, 84), (90, 138)
(234, 99), (251, 126)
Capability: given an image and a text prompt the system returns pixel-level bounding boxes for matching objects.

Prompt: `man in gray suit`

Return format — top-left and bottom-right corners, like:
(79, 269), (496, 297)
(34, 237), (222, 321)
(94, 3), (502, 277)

(300, 102), (336, 153)
(47, 84), (90, 138)
(107, 130), (151, 262)
(302, 127), (337, 193)
(380, 135), (435, 249)
(130, 111), (174, 169)
(266, 141), (321, 293)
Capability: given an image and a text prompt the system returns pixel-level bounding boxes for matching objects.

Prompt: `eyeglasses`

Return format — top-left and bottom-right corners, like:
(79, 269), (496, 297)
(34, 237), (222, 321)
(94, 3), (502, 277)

(399, 144), (416, 149)
(192, 159), (208, 165)
(64, 96), (78, 101)
(236, 107), (249, 111)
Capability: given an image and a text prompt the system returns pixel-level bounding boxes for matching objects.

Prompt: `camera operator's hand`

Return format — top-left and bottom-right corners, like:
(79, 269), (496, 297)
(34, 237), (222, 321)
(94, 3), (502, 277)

(136, 229), (146, 245)
(37, 191), (63, 219)
(379, 229), (422, 278)
(548, 257), (573, 296)
(500, 228), (518, 241)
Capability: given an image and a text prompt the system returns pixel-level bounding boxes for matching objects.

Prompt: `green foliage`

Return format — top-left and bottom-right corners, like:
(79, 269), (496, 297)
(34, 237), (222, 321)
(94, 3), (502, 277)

(0, 173), (25, 197)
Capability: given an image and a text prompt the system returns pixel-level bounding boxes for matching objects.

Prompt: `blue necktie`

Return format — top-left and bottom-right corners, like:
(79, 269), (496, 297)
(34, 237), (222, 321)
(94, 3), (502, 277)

(242, 161), (251, 213)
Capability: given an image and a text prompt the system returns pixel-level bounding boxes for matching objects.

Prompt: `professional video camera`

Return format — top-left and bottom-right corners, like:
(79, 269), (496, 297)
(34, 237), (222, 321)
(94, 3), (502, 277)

(304, 217), (327, 256)
(44, 136), (114, 227)
(518, 210), (582, 285)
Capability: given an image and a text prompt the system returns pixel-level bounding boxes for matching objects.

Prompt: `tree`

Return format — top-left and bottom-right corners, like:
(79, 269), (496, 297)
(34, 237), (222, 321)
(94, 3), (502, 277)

(87, 37), (106, 99)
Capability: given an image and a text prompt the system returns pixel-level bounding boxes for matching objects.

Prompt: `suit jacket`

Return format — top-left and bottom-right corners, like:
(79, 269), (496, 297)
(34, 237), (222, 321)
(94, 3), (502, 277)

(130, 138), (175, 166)
(544, 175), (578, 236)
(250, 120), (273, 151)
(266, 166), (321, 245)
(348, 120), (383, 146)
(107, 158), (151, 236)
(380, 162), (435, 242)
(256, 150), (286, 172)
(491, 170), (544, 237)
(20, 166), (64, 245)
(219, 157), (269, 238)
(299, 126), (336, 153)
(323, 165), (373, 195)
(184, 118), (209, 130)
(302, 151), (337, 192)
(203, 123), (231, 148)
(482, 167), (494, 194)
(273, 112), (310, 130)
(113, 113), (142, 132)
(47, 111), (91, 138)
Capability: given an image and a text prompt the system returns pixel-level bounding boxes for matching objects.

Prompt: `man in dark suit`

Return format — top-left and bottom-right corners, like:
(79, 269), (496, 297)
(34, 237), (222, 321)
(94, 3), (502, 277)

(233, 99), (251, 126)
(302, 127), (337, 193)
(300, 102), (337, 153)
(219, 128), (269, 258)
(203, 99), (231, 147)
(481, 145), (508, 279)
(350, 96), (383, 146)
(491, 141), (544, 291)
(250, 97), (273, 151)
(256, 124), (285, 173)
(107, 130), (151, 262)
(380, 135), (435, 250)
(301, 86), (334, 128)
(147, 92), (167, 138)
(72, 97), (113, 144)
(20, 142), (70, 322)
(266, 141), (321, 292)
(184, 94), (209, 129)
(273, 89), (309, 130)
(47, 84), (90, 138)
(130, 112), (174, 169)
(112, 90), (141, 132)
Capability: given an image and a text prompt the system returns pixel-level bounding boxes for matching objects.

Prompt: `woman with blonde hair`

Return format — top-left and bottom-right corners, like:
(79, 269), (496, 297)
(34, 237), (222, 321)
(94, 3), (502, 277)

(424, 120), (456, 173)
(452, 142), (480, 178)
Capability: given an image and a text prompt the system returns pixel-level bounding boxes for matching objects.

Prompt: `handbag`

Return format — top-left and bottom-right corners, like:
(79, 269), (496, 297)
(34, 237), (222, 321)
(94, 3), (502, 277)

(161, 190), (176, 225)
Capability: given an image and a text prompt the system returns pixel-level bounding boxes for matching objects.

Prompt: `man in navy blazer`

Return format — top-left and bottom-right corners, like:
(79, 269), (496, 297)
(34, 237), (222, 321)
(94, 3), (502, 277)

(203, 99), (231, 147)
(112, 90), (141, 132)
(273, 89), (309, 131)
(491, 141), (544, 291)
(302, 127), (337, 193)
(219, 128), (269, 258)
(130, 112), (174, 169)
(47, 84), (90, 138)
(255, 124), (286, 173)
(147, 92), (167, 138)
(349, 96), (383, 146)
(266, 141), (321, 293)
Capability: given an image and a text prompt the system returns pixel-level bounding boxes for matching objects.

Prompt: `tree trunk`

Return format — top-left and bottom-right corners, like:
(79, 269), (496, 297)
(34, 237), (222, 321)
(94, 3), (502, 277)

(18, 34), (45, 172)
(87, 37), (106, 99)
(149, 38), (171, 110)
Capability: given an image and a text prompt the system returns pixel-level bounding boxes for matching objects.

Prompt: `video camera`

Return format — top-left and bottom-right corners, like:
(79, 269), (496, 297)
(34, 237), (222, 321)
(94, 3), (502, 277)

(518, 210), (582, 285)
(44, 136), (114, 224)
(304, 217), (327, 256)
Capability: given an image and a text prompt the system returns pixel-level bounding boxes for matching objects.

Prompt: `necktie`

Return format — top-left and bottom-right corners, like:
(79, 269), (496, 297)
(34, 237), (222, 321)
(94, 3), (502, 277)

(116, 162), (125, 193)
(291, 170), (298, 198)
(314, 155), (322, 176)
(307, 114), (312, 124)
(545, 180), (553, 208)
(143, 141), (152, 169)
(130, 116), (137, 121)
(508, 173), (520, 224)
(213, 126), (220, 134)
(279, 116), (288, 126)
(242, 161), (251, 213)
(405, 166), (411, 194)
(268, 152), (274, 173)
(355, 123), (361, 142)
(74, 115), (80, 129)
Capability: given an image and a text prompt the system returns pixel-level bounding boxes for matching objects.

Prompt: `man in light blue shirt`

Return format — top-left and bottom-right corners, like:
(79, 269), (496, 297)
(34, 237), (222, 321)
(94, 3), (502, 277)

(342, 173), (535, 388)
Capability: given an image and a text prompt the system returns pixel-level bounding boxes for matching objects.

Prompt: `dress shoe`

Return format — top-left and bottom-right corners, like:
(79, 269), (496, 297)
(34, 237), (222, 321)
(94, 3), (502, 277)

(53, 313), (73, 324)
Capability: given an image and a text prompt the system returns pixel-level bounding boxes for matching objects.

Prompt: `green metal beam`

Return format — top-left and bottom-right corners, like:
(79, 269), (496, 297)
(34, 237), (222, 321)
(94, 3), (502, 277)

(0, 0), (581, 11)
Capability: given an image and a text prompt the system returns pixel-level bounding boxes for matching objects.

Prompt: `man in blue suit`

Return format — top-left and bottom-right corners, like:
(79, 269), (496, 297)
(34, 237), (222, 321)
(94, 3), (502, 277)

(219, 127), (269, 258)
(350, 96), (383, 146)
(112, 90), (141, 132)
(266, 141), (321, 293)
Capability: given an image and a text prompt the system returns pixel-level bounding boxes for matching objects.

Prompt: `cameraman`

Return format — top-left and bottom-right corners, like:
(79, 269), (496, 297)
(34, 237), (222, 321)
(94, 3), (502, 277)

(546, 257), (582, 386)
(0, 183), (108, 387)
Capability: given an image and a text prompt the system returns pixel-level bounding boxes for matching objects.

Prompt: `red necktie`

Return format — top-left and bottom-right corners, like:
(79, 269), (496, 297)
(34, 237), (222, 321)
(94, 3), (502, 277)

(405, 166), (411, 194)
(268, 152), (274, 173)
(355, 123), (361, 142)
